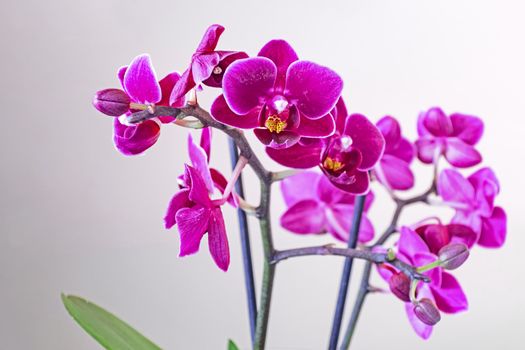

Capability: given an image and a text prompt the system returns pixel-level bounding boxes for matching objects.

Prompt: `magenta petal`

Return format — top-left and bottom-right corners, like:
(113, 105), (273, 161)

(317, 174), (346, 204)
(164, 189), (191, 229)
(184, 165), (211, 207)
(266, 141), (322, 169)
(332, 97), (348, 134)
(210, 95), (260, 129)
(328, 204), (374, 243)
(202, 51), (249, 88)
(405, 301), (434, 339)
(478, 207), (507, 248)
(391, 138), (415, 163)
(210, 168), (237, 207)
(452, 211), (483, 236)
(422, 107), (453, 136)
(399, 226), (430, 257)
(113, 118), (160, 156)
(285, 61), (343, 119)
(258, 39), (299, 90)
(327, 170), (370, 195)
(200, 127), (212, 161)
(447, 224), (478, 249)
(169, 69), (195, 105)
(415, 138), (439, 164)
(437, 169), (474, 205)
(123, 54), (161, 104)
(191, 52), (220, 84)
(281, 171), (321, 206)
(223, 57), (276, 115)
(450, 113), (484, 145)
(158, 72), (183, 109)
(378, 155), (415, 190)
(468, 167), (500, 193)
(188, 133), (214, 194)
(118, 66), (127, 89)
(254, 128), (300, 149)
(176, 205), (211, 256)
(280, 200), (325, 234)
(377, 116), (402, 149)
(296, 113), (336, 138)
(196, 24), (225, 52)
(432, 272), (468, 314)
(343, 114), (385, 170)
(444, 138), (482, 168)
(208, 208), (230, 271)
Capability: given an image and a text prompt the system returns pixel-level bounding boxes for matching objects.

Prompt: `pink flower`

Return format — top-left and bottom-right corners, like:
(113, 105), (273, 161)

(374, 116), (415, 190)
(416, 107), (483, 167)
(164, 129), (233, 271)
(438, 167), (507, 248)
(169, 24), (248, 104)
(280, 171), (375, 243)
(108, 54), (184, 155)
(379, 227), (468, 339)
(415, 223), (477, 255)
(267, 99), (385, 194)
(211, 40), (342, 149)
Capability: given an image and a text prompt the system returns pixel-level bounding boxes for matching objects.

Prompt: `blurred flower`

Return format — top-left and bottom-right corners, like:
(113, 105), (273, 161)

(374, 116), (415, 190)
(211, 40), (342, 148)
(169, 24), (248, 104)
(416, 107), (483, 167)
(415, 223), (477, 254)
(438, 167), (506, 247)
(280, 171), (375, 243)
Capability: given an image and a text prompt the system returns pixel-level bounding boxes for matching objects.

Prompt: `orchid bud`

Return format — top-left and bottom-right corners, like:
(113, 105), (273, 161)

(389, 272), (411, 302)
(413, 298), (441, 326)
(93, 88), (130, 116)
(438, 243), (469, 270)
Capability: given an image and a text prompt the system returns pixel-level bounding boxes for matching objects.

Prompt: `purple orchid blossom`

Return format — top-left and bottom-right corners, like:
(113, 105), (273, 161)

(110, 54), (185, 155)
(438, 167), (507, 248)
(211, 40), (342, 149)
(280, 171), (375, 243)
(169, 24), (248, 104)
(267, 98), (385, 194)
(379, 227), (468, 339)
(374, 116), (415, 191)
(164, 128), (236, 271)
(416, 107), (483, 168)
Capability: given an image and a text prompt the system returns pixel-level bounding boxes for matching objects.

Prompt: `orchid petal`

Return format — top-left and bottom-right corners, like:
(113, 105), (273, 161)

(415, 138), (440, 164)
(326, 169), (370, 195)
(280, 199), (325, 234)
(223, 57), (276, 115)
(452, 211), (483, 235)
(123, 54), (161, 104)
(210, 94), (260, 129)
(437, 169), (474, 205)
(332, 97), (348, 134)
(399, 226), (430, 258)
(444, 138), (482, 168)
(431, 272), (468, 313)
(176, 205), (211, 256)
(377, 155), (414, 190)
(258, 39), (299, 90)
(200, 127), (212, 161)
(191, 52), (220, 84)
(266, 140), (322, 168)
(254, 128), (300, 149)
(285, 60), (343, 119)
(281, 171), (321, 206)
(377, 116), (401, 150)
(202, 51), (249, 87)
(450, 113), (484, 145)
(188, 133), (214, 194)
(447, 224), (478, 249)
(113, 118), (160, 156)
(210, 168), (237, 207)
(328, 204), (375, 243)
(184, 165), (211, 207)
(391, 138), (415, 163)
(169, 69), (195, 105)
(405, 299), (434, 339)
(164, 189), (191, 229)
(208, 208), (230, 271)
(422, 107), (453, 136)
(468, 167), (500, 194)
(295, 112), (336, 138)
(158, 72), (183, 109)
(343, 114), (385, 170)
(195, 24), (225, 52)
(478, 207), (507, 248)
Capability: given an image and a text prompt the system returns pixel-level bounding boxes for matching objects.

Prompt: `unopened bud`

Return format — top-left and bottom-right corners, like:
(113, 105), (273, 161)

(413, 298), (441, 326)
(93, 88), (130, 116)
(389, 272), (411, 302)
(438, 243), (469, 270)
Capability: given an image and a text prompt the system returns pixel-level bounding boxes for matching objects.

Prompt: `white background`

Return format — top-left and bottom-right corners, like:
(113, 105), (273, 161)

(1, 0), (524, 349)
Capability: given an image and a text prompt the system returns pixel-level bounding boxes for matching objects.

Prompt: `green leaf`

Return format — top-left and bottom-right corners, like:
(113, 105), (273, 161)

(61, 294), (162, 350)
(228, 339), (240, 350)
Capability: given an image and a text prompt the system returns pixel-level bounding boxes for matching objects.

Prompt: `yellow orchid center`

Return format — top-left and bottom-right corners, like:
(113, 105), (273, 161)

(265, 115), (287, 134)
(323, 157), (345, 172)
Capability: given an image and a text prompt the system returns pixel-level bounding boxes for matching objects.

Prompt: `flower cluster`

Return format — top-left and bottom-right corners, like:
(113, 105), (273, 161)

(92, 24), (507, 344)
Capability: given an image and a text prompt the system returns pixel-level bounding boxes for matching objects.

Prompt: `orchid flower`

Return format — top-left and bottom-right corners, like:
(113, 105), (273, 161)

(169, 24), (248, 104)
(416, 107), (483, 167)
(379, 227), (468, 339)
(280, 171), (375, 243)
(438, 167), (506, 247)
(415, 223), (477, 255)
(211, 40), (342, 149)
(267, 98), (385, 194)
(374, 116), (415, 190)
(164, 128), (238, 271)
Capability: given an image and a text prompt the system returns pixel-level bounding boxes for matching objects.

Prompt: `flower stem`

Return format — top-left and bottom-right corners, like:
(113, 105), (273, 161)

(228, 138), (257, 343)
(328, 195), (366, 350)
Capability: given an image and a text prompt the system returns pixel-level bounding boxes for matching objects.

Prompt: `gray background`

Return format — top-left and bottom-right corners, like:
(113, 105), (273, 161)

(1, 0), (524, 349)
